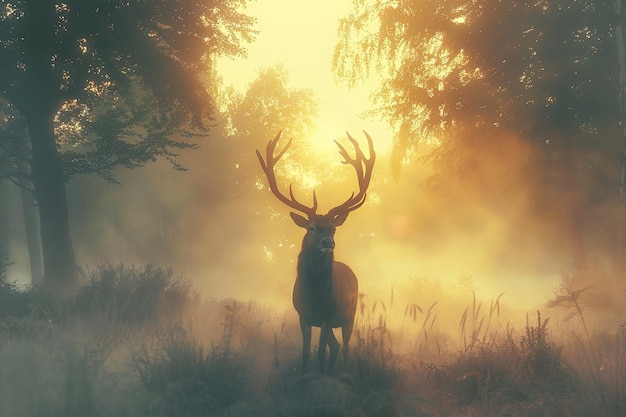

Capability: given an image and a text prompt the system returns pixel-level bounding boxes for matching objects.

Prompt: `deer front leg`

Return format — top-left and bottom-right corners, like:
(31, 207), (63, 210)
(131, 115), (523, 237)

(300, 318), (311, 373)
(319, 323), (339, 373)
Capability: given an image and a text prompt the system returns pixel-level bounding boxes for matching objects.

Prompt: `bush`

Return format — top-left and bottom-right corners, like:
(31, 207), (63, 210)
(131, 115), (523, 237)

(76, 263), (195, 325)
(422, 310), (574, 412)
(0, 255), (21, 315)
(131, 324), (253, 417)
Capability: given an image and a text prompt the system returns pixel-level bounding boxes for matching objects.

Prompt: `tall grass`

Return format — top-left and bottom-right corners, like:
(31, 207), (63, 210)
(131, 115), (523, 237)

(548, 276), (626, 417)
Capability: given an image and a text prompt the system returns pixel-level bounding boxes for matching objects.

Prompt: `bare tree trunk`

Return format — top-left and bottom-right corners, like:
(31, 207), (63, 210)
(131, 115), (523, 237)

(26, 108), (78, 295)
(16, 156), (44, 287)
(615, 0), (626, 277)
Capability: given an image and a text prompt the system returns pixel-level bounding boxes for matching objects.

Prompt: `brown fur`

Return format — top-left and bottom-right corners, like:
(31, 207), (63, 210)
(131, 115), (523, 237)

(290, 213), (359, 372)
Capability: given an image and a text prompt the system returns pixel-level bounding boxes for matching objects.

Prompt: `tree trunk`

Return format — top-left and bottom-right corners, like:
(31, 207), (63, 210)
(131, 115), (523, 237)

(16, 156), (44, 287)
(26, 109), (78, 295)
(615, 0), (626, 278)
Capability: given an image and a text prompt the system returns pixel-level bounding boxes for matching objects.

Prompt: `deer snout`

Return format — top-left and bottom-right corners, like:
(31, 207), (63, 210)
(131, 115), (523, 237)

(319, 237), (335, 252)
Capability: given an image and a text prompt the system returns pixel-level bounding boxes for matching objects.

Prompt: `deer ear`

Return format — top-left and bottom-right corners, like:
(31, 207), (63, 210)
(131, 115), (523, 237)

(290, 212), (309, 228)
(332, 211), (349, 226)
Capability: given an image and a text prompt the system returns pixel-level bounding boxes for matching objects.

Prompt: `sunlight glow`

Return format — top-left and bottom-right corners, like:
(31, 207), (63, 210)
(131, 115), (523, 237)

(204, 0), (562, 315)
(216, 0), (393, 157)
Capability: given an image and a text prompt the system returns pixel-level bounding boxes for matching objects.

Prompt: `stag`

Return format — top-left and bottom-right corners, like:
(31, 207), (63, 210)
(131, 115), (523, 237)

(256, 131), (375, 373)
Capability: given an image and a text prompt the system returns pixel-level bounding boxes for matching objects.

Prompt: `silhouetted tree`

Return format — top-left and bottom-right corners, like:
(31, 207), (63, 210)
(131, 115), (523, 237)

(0, 101), (43, 285)
(334, 0), (621, 275)
(0, 0), (255, 294)
(222, 64), (318, 193)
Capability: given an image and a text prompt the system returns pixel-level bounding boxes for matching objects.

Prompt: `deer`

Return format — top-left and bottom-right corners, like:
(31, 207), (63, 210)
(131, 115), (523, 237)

(256, 130), (375, 373)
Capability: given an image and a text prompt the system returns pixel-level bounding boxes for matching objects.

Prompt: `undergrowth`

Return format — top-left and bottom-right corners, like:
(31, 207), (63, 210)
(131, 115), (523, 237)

(131, 323), (254, 417)
(0, 263), (624, 417)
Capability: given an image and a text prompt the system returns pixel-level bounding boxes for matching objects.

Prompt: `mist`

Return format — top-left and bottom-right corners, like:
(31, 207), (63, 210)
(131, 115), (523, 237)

(0, 0), (623, 351)
(0, 128), (602, 319)
(0, 111), (621, 340)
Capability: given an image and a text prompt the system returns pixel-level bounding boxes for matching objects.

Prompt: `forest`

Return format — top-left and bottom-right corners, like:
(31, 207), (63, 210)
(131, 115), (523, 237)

(0, 0), (625, 416)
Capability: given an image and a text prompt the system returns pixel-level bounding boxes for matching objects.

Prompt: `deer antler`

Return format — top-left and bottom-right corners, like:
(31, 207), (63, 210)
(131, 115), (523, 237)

(327, 131), (376, 218)
(256, 131), (318, 217)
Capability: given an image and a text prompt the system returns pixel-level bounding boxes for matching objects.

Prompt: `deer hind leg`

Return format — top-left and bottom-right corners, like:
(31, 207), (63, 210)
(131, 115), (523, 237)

(342, 322), (354, 367)
(328, 330), (340, 370)
(300, 318), (312, 373)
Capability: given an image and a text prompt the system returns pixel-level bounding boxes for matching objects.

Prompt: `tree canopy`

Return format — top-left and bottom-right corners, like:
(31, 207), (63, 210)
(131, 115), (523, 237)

(334, 0), (622, 272)
(335, 0), (618, 164)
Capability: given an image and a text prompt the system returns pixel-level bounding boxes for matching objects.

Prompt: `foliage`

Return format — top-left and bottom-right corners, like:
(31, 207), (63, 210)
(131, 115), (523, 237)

(334, 0), (619, 167)
(0, 100), (29, 185)
(0, 0), (256, 116)
(0, 253), (11, 286)
(221, 63), (318, 189)
(424, 310), (572, 412)
(0, 255), (20, 312)
(0, 0), (256, 184)
(520, 312), (564, 380)
(228, 64), (317, 139)
(76, 262), (195, 325)
(333, 0), (622, 274)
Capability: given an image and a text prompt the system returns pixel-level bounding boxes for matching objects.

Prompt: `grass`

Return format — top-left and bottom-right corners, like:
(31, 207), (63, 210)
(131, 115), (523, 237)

(547, 271), (626, 417)
(131, 323), (254, 417)
(0, 263), (624, 417)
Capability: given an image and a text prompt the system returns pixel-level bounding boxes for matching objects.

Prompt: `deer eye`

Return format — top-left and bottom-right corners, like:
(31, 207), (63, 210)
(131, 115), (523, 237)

(308, 226), (316, 232)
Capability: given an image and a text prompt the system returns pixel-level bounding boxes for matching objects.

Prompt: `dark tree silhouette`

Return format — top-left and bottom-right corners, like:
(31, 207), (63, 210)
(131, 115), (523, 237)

(334, 0), (621, 275)
(0, 101), (43, 285)
(0, 0), (255, 294)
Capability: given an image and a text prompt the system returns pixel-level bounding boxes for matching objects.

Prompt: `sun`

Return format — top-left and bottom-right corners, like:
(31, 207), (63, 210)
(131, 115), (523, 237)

(307, 125), (347, 159)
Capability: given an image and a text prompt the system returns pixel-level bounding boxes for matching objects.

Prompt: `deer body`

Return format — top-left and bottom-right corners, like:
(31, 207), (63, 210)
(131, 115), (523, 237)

(292, 214), (359, 371)
(293, 259), (357, 328)
(257, 131), (374, 372)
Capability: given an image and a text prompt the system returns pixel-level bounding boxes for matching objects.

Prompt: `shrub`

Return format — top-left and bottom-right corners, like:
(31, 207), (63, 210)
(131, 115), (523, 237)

(76, 263), (194, 325)
(131, 324), (253, 417)
(0, 255), (22, 316)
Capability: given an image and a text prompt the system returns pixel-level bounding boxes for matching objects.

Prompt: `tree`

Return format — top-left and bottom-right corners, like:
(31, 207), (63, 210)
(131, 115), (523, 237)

(334, 0), (621, 274)
(0, 0), (255, 294)
(0, 100), (43, 285)
(226, 64), (318, 183)
(182, 63), (318, 220)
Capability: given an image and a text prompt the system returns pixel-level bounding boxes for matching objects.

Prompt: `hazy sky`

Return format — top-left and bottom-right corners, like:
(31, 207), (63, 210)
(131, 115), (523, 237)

(216, 0), (393, 154)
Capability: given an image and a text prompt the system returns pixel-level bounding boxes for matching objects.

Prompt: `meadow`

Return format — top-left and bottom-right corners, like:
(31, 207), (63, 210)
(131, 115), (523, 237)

(0, 260), (624, 417)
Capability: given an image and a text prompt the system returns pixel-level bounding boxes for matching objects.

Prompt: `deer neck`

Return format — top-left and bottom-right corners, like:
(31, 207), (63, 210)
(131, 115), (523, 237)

(297, 246), (334, 290)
